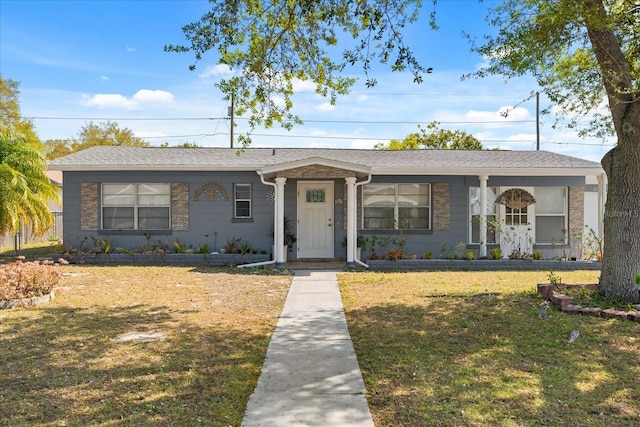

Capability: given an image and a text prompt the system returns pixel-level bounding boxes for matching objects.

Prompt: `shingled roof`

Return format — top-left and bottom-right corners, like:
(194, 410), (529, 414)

(48, 146), (604, 176)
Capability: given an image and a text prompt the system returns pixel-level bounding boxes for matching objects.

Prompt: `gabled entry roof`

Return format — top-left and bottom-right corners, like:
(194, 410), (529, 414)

(48, 146), (604, 176)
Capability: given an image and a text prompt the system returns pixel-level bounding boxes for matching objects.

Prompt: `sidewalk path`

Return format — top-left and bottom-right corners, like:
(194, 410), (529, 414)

(242, 270), (374, 427)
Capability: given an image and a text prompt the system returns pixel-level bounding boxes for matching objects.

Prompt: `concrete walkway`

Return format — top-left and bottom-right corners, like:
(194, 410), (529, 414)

(242, 270), (374, 427)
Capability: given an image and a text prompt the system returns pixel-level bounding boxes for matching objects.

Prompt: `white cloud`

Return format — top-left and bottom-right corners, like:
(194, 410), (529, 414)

(350, 139), (380, 149)
(126, 46), (136, 53)
(133, 89), (174, 103)
(466, 106), (532, 122)
(198, 64), (234, 78)
(100, 75), (109, 81)
(135, 130), (168, 139)
(315, 102), (334, 112)
(292, 78), (316, 92)
(81, 93), (137, 109)
(81, 89), (175, 110)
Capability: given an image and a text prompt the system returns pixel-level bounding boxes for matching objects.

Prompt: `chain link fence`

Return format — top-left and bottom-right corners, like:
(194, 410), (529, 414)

(0, 212), (63, 251)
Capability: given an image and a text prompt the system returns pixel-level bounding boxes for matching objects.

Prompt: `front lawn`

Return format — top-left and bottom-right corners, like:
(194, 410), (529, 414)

(0, 265), (292, 426)
(338, 270), (639, 426)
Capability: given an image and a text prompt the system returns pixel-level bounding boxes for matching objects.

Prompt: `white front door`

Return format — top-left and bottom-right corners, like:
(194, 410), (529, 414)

(297, 181), (334, 258)
(498, 186), (535, 257)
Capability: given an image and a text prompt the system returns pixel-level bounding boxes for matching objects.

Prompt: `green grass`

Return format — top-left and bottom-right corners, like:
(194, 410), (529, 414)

(338, 270), (640, 426)
(0, 265), (292, 426)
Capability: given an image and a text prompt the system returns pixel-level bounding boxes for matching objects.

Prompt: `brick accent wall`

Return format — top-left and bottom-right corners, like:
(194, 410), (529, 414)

(433, 183), (450, 231)
(80, 182), (98, 230)
(568, 186), (584, 236)
(171, 182), (189, 231)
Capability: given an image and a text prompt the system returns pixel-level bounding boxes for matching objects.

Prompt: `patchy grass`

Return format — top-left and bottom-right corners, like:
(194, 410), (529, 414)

(338, 270), (640, 426)
(0, 265), (292, 426)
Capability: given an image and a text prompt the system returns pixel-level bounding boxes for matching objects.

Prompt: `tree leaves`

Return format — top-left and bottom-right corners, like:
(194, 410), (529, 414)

(166, 0), (435, 146)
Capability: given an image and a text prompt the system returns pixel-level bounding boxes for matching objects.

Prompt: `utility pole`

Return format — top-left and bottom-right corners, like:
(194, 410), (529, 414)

(536, 91), (540, 150)
(228, 92), (235, 148)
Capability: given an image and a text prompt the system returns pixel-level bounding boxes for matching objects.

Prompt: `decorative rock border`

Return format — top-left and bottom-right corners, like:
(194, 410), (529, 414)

(0, 290), (55, 309)
(367, 259), (601, 271)
(537, 283), (640, 323)
(60, 253), (271, 266)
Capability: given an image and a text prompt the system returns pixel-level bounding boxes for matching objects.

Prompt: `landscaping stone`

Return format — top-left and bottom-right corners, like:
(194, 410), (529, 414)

(537, 284), (553, 299)
(0, 290), (55, 309)
(112, 331), (166, 343)
(561, 304), (583, 314)
(551, 291), (572, 309)
(601, 309), (628, 321)
(580, 307), (602, 317)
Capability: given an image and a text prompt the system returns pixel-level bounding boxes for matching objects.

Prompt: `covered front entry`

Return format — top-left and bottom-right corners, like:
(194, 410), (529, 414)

(297, 181), (334, 258)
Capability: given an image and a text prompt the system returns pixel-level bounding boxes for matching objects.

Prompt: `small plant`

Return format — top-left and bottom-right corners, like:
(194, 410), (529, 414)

(196, 243), (210, 254)
(532, 251), (542, 260)
(173, 239), (187, 253)
(222, 237), (242, 254)
(423, 250), (432, 260)
(284, 217), (297, 252)
(90, 236), (112, 254)
(489, 248), (502, 260)
(464, 250), (475, 261)
(547, 271), (562, 291)
(636, 274), (640, 286)
(386, 249), (406, 261)
(238, 241), (254, 255)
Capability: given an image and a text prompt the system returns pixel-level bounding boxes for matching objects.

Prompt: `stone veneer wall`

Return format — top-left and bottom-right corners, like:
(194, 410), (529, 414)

(80, 182), (98, 230)
(171, 182), (189, 230)
(569, 186), (585, 237)
(433, 183), (450, 231)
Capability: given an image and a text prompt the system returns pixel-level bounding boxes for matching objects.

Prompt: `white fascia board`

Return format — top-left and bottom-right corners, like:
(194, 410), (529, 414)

(48, 165), (263, 172)
(373, 167), (605, 176)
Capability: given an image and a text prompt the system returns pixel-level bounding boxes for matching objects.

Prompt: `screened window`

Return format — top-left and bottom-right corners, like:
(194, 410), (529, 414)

(469, 187), (497, 244)
(362, 183), (430, 230)
(102, 183), (170, 230)
(234, 184), (252, 218)
(535, 187), (567, 244)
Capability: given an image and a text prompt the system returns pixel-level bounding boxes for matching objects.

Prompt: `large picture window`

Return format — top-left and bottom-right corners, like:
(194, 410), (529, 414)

(234, 183), (252, 218)
(535, 187), (567, 244)
(469, 187), (497, 244)
(102, 183), (170, 230)
(362, 183), (430, 230)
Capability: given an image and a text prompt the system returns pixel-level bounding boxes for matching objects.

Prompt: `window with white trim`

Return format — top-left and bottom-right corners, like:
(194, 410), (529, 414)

(102, 183), (171, 230)
(535, 187), (567, 244)
(469, 187), (497, 244)
(234, 183), (252, 218)
(362, 183), (430, 230)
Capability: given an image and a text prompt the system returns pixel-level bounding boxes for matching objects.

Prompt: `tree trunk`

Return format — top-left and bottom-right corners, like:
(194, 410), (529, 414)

(584, 0), (640, 303)
(600, 136), (640, 304)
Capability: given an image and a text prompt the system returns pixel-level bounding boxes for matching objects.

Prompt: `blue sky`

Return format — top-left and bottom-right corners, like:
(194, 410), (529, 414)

(1, 0), (614, 162)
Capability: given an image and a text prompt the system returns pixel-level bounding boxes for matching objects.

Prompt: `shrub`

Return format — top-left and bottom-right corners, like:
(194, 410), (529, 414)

(489, 248), (502, 260)
(0, 257), (63, 301)
(423, 251), (432, 260)
(386, 249), (406, 261)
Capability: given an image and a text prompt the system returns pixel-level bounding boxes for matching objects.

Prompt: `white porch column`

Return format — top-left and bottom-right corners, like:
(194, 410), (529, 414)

(479, 174), (489, 258)
(274, 177), (287, 267)
(345, 177), (357, 268)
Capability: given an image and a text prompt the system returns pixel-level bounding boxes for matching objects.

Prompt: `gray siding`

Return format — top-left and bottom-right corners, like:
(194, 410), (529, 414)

(61, 171), (589, 259)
